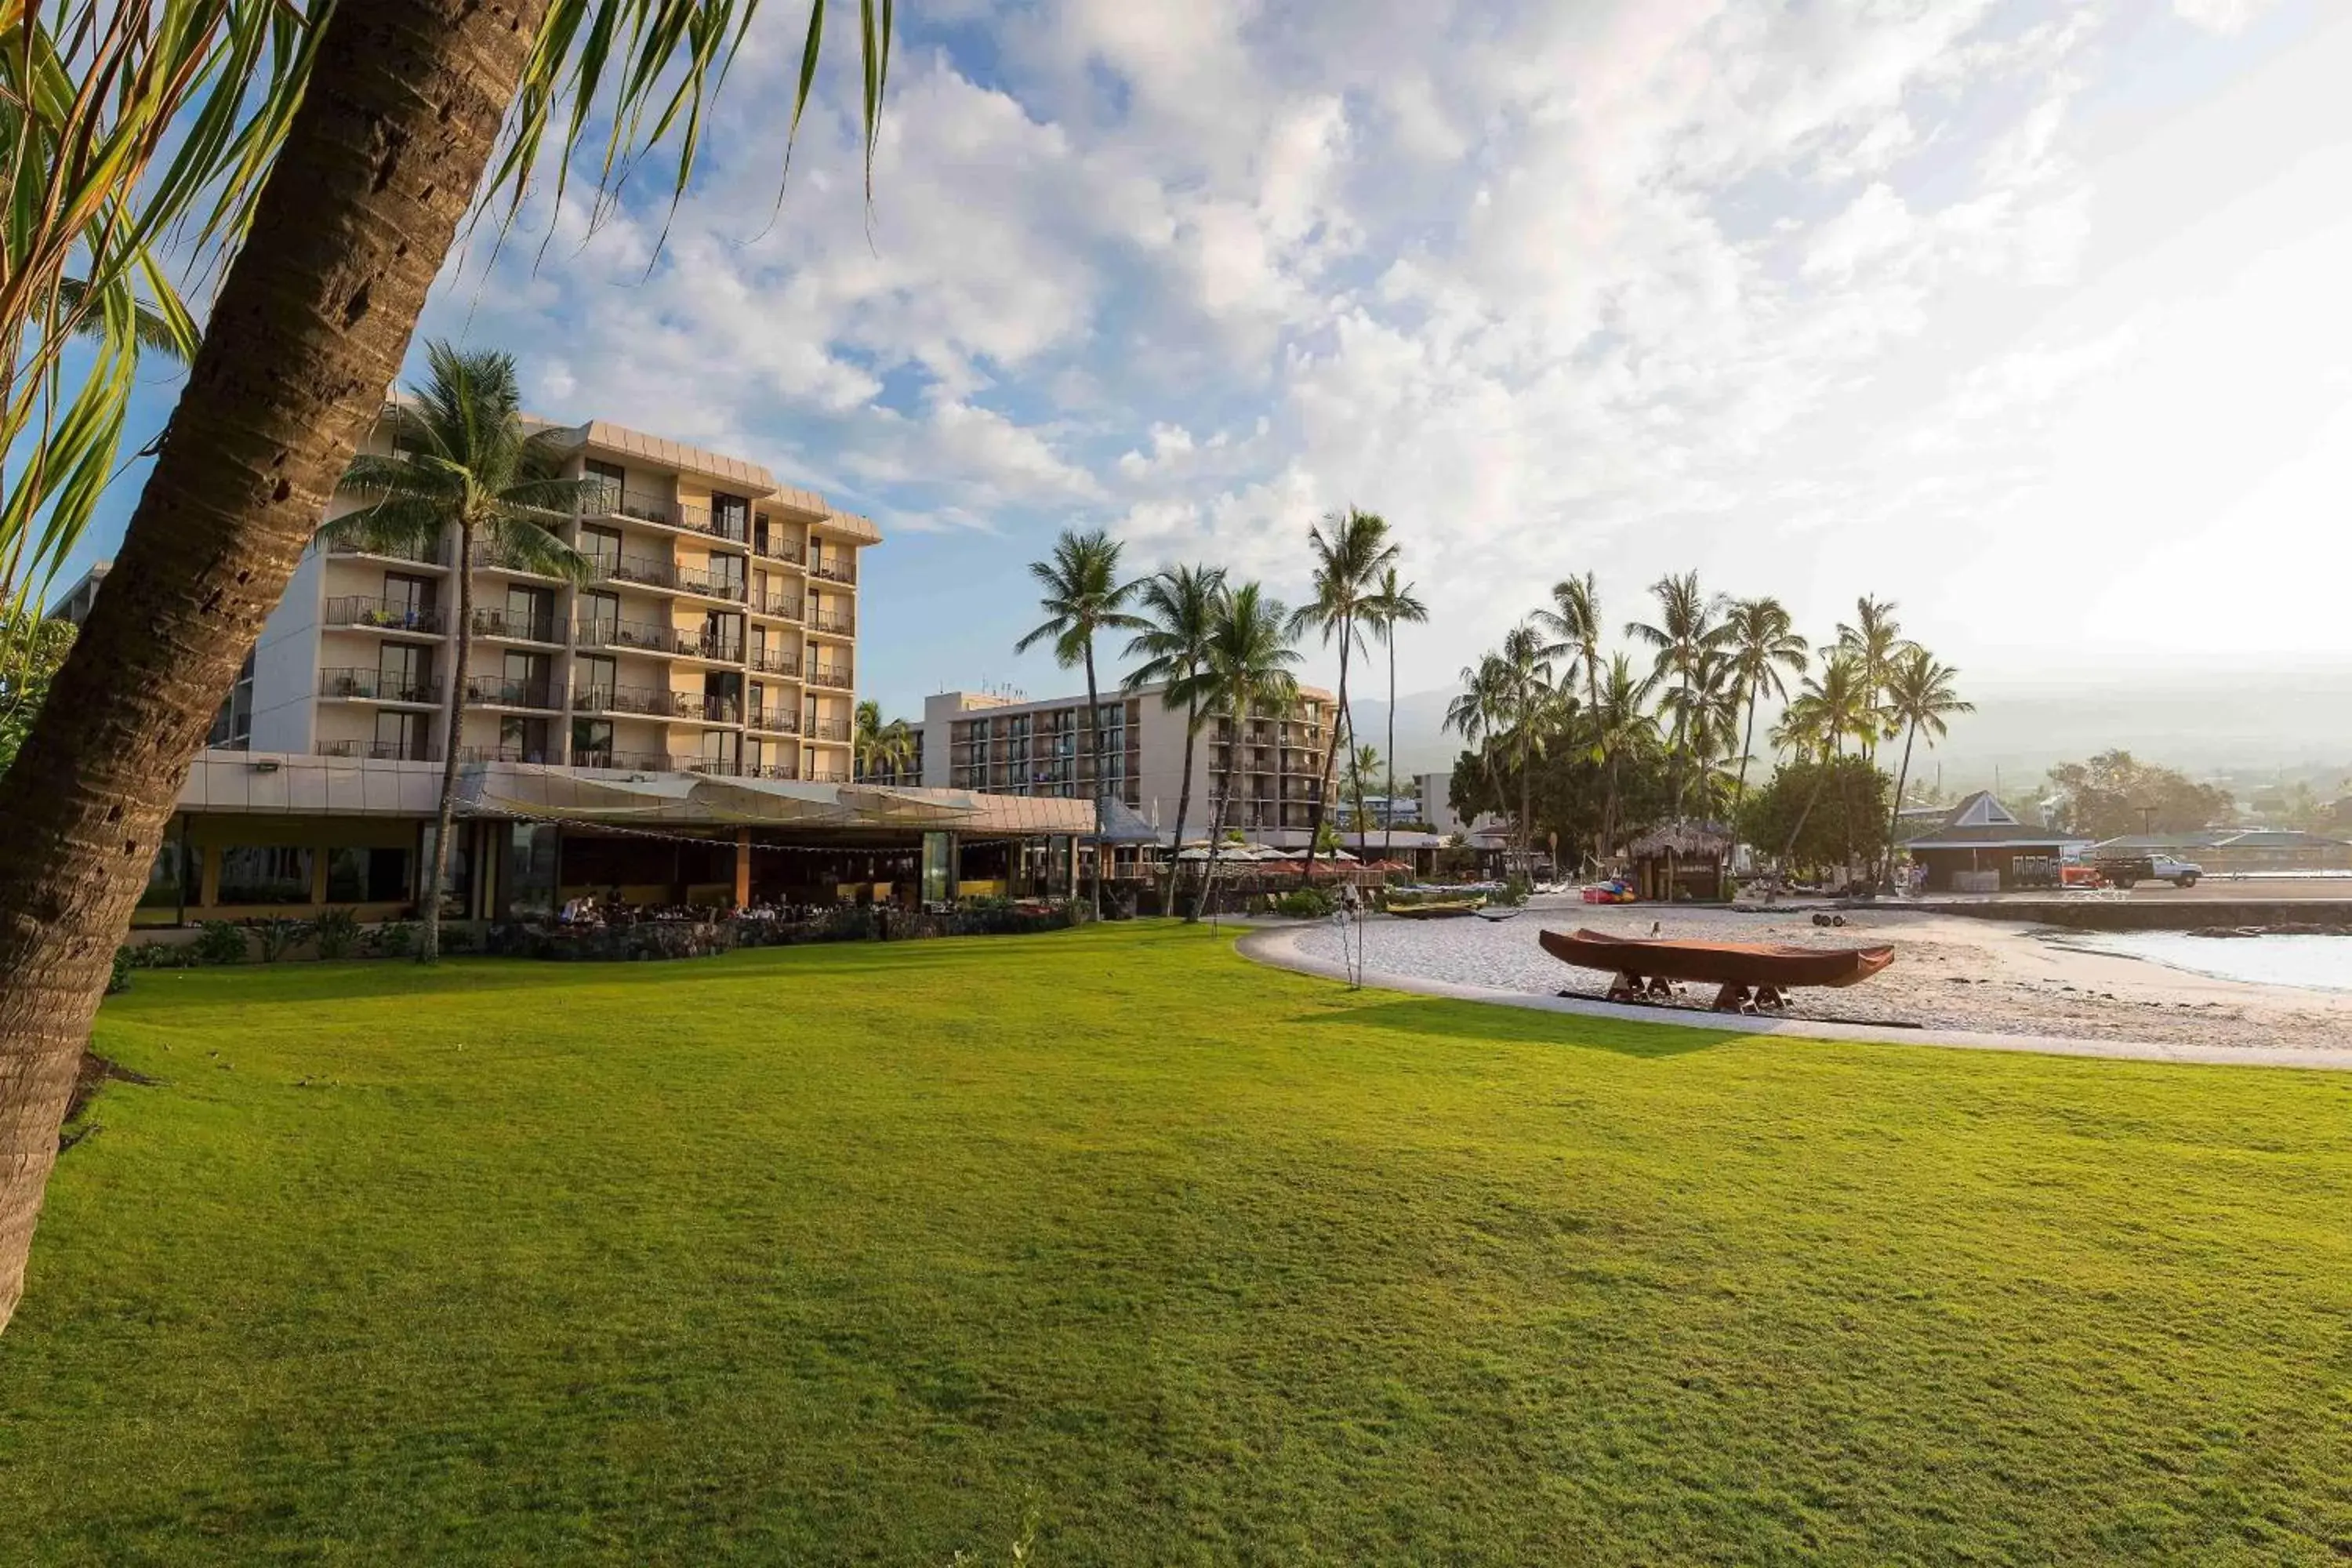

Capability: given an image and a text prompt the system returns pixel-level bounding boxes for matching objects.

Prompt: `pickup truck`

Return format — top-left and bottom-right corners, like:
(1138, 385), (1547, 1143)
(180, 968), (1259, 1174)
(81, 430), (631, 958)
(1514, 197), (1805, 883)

(2089, 854), (2203, 889)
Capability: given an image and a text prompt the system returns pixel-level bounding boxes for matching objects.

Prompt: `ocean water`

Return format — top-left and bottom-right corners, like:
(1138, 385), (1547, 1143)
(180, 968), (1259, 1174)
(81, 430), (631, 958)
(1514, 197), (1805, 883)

(2066, 932), (2352, 992)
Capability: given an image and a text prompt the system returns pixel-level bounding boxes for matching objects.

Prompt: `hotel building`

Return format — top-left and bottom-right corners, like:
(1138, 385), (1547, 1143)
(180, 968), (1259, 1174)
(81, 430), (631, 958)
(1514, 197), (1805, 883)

(900, 684), (1341, 840)
(247, 415), (874, 783)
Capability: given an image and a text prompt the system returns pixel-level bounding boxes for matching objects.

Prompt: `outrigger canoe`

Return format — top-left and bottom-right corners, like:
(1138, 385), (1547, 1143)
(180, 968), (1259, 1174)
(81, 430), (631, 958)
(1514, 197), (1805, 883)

(1388, 900), (1483, 920)
(1539, 927), (1895, 1011)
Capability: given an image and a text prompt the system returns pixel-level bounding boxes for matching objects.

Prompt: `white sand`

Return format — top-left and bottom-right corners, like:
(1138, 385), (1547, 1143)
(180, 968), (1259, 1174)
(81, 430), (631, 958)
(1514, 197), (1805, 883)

(1288, 901), (2352, 1054)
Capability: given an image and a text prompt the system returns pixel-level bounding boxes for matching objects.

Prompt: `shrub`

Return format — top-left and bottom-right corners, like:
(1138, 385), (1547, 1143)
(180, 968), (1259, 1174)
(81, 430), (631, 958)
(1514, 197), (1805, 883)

(1502, 872), (1532, 906)
(312, 906), (360, 960)
(192, 921), (249, 965)
(437, 925), (476, 956)
(365, 920), (418, 960)
(1276, 887), (1334, 918)
(107, 947), (133, 995)
(249, 916), (308, 964)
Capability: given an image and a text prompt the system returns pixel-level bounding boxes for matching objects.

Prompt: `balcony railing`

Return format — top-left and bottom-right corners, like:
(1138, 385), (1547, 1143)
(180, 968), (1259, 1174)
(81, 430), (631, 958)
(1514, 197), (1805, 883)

(328, 536), (447, 568)
(570, 748), (674, 771)
(574, 682), (689, 719)
(809, 558), (856, 585)
(463, 676), (557, 710)
(808, 609), (855, 635)
(459, 744), (558, 764)
(806, 664), (853, 690)
(318, 667), (437, 704)
(747, 646), (800, 677)
(675, 632), (745, 663)
(746, 706), (801, 735)
(583, 485), (748, 544)
(600, 553), (678, 590)
(808, 717), (851, 742)
(750, 590), (803, 620)
(751, 535), (802, 565)
(469, 608), (559, 643)
(474, 543), (564, 577)
(743, 761), (800, 780)
(315, 739), (437, 761)
(673, 563), (747, 601)
(325, 596), (443, 634)
(571, 619), (741, 662)
(806, 767), (850, 783)
(671, 754), (744, 777)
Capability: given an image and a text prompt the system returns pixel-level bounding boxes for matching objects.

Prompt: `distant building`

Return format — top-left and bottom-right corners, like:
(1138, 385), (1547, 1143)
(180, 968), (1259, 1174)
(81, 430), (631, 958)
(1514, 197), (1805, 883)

(1901, 791), (2088, 892)
(2091, 828), (2352, 872)
(1412, 769), (1504, 840)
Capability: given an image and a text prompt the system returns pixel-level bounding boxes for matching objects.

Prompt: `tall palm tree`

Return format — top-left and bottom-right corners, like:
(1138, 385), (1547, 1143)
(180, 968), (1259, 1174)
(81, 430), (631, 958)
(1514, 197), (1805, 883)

(1493, 625), (1557, 872)
(1588, 654), (1659, 869)
(1360, 566), (1428, 862)
(1197, 583), (1300, 921)
(0, 0), (892, 1335)
(851, 700), (915, 783)
(1722, 597), (1809, 807)
(1444, 654), (1511, 826)
(1289, 508), (1398, 881)
(1881, 647), (1973, 891)
(324, 343), (596, 964)
(1534, 571), (1605, 755)
(1777, 650), (1873, 869)
(1123, 564), (1226, 911)
(1015, 528), (1143, 920)
(1835, 596), (1905, 764)
(1626, 572), (1729, 817)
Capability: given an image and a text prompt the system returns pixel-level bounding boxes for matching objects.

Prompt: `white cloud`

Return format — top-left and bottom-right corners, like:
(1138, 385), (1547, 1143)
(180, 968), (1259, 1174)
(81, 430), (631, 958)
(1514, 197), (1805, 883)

(2172, 0), (2277, 34)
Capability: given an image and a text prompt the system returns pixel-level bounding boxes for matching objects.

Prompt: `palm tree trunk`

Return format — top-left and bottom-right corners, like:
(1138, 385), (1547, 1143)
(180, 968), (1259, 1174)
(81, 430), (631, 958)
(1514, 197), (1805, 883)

(0, 0), (543, 1334)
(1201, 704), (1241, 922)
(1517, 731), (1533, 877)
(1083, 643), (1103, 920)
(1737, 688), (1759, 807)
(1781, 760), (1832, 870)
(1301, 619), (1350, 883)
(423, 530), (474, 962)
(1167, 697), (1198, 917)
(1884, 723), (1918, 895)
(1383, 635), (1396, 864)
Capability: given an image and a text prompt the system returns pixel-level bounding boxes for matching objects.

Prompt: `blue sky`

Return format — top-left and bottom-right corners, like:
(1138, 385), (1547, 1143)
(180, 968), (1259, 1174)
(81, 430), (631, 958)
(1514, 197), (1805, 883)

(62, 0), (2352, 717)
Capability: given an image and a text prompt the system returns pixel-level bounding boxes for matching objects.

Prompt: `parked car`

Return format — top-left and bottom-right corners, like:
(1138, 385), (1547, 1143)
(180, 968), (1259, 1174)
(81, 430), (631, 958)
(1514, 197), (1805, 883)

(2089, 854), (2203, 888)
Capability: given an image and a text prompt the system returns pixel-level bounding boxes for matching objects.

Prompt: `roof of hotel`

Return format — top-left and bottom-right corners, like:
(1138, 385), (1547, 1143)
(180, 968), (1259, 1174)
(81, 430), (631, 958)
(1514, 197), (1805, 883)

(1904, 789), (2086, 849)
(569, 420), (777, 492)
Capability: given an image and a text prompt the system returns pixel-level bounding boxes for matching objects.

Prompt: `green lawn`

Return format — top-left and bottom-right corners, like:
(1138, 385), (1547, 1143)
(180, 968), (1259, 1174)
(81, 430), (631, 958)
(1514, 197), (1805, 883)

(4, 924), (2350, 1564)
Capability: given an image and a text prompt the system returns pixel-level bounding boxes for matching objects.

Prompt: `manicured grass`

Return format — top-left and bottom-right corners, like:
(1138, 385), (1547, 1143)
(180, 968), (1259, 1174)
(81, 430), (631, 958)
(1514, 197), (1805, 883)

(4, 924), (2350, 1564)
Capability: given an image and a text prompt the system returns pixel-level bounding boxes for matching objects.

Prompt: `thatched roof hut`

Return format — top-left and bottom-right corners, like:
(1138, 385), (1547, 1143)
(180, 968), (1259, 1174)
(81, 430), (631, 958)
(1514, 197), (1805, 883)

(1626, 821), (1733, 858)
(1626, 820), (1733, 902)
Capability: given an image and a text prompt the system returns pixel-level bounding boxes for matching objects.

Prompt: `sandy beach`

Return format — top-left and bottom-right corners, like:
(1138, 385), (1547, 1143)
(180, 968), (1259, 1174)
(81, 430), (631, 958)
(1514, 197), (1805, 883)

(1292, 901), (2352, 1054)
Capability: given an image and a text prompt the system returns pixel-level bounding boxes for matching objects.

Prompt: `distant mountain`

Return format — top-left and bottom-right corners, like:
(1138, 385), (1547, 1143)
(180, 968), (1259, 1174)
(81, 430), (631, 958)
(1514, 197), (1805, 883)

(1338, 689), (1461, 781)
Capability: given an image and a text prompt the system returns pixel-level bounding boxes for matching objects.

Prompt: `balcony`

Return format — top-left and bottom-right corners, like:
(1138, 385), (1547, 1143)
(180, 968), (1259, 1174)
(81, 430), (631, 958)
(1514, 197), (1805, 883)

(806, 767), (850, 784)
(747, 706), (801, 735)
(582, 485), (748, 546)
(672, 562), (748, 603)
(751, 535), (803, 566)
(318, 667), (438, 705)
(463, 676), (557, 711)
(474, 543), (568, 579)
(315, 739), (437, 761)
(808, 609), (855, 636)
(469, 607), (560, 644)
(750, 590), (803, 620)
(325, 596), (444, 635)
(599, 553), (679, 591)
(574, 682), (691, 719)
(809, 558), (857, 586)
(808, 717), (852, 742)
(747, 646), (800, 677)
(806, 663), (854, 691)
(572, 618), (742, 663)
(743, 761), (800, 780)
(328, 536), (447, 568)
(670, 755), (744, 777)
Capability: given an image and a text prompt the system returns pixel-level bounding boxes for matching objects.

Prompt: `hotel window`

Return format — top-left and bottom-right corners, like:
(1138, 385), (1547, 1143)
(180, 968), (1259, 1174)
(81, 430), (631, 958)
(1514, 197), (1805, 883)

(373, 710), (425, 760)
(378, 641), (432, 702)
(499, 714), (552, 763)
(580, 524), (623, 573)
(505, 584), (555, 641)
(216, 845), (314, 905)
(326, 845), (413, 902)
(575, 654), (616, 706)
(383, 572), (435, 621)
(586, 459), (625, 510)
(572, 717), (615, 764)
(712, 492), (750, 540)
(581, 590), (619, 643)
(138, 837), (192, 909)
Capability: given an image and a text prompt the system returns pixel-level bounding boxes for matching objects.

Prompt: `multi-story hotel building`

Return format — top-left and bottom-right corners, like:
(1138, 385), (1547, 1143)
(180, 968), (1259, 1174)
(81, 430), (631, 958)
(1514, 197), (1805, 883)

(241, 416), (875, 782)
(902, 684), (1340, 839)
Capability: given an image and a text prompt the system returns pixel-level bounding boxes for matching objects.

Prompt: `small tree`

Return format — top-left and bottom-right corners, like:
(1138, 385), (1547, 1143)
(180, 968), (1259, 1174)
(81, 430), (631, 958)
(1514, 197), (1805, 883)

(0, 616), (75, 779)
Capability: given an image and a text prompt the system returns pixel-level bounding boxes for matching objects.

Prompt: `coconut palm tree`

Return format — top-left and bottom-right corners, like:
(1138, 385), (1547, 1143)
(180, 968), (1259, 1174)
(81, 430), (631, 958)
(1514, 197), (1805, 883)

(1289, 508), (1399, 880)
(1360, 566), (1428, 862)
(1723, 596), (1809, 807)
(1492, 625), (1559, 871)
(1881, 646), (1973, 891)
(1534, 570), (1605, 747)
(1626, 572), (1730, 815)
(1588, 654), (1660, 870)
(851, 700), (916, 783)
(1123, 564), (1227, 910)
(0, 0), (893, 1334)
(1015, 528), (1144, 920)
(323, 343), (597, 964)
(1777, 650), (1874, 869)
(1835, 596), (1905, 764)
(1197, 583), (1300, 921)
(1444, 653), (1511, 825)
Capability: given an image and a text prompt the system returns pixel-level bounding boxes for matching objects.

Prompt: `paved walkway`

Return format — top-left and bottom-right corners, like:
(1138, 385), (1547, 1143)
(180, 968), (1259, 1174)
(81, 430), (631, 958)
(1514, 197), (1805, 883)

(1236, 921), (2352, 1072)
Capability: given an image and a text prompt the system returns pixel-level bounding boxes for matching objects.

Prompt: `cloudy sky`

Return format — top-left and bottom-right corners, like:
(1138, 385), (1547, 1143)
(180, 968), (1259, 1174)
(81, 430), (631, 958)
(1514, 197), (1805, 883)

(74, 0), (2352, 715)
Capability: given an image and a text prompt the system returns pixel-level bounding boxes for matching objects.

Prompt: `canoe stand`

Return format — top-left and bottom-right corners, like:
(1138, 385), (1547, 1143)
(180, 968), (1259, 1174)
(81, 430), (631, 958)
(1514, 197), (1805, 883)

(1606, 973), (1788, 1014)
